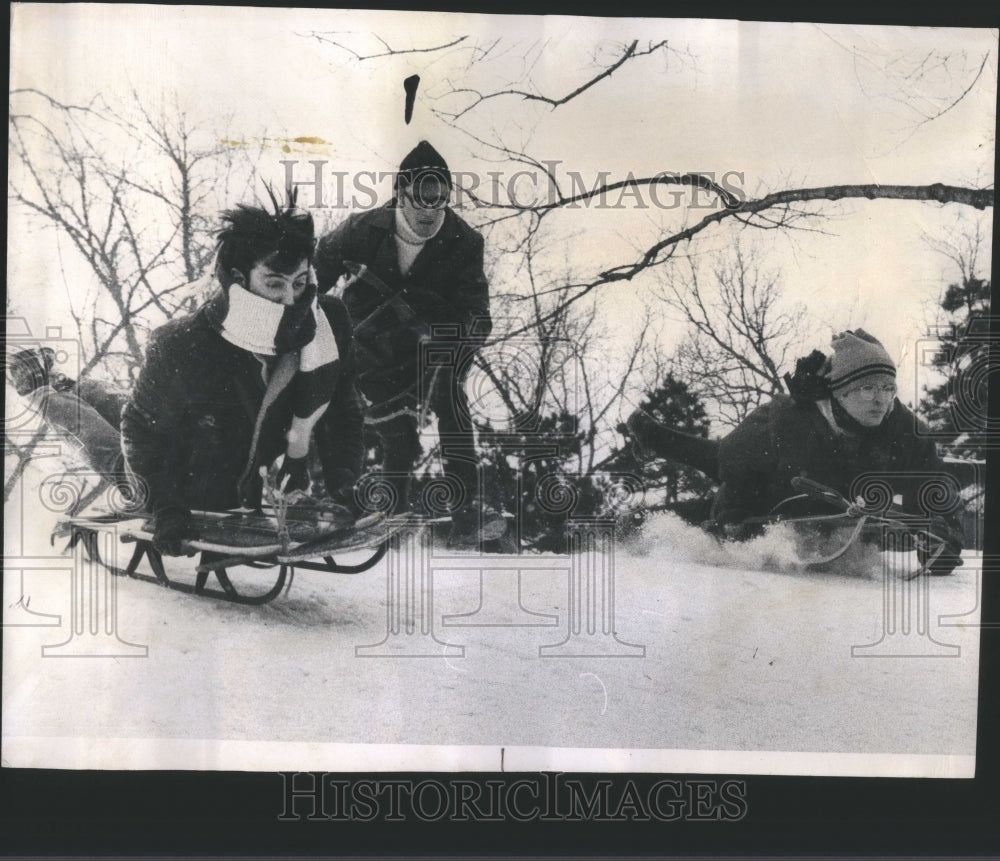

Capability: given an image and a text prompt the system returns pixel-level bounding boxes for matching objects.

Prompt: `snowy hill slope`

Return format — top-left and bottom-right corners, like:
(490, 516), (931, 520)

(3, 487), (980, 775)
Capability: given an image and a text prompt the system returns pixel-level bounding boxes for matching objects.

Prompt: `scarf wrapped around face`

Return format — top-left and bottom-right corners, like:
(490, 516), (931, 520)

(203, 275), (339, 504)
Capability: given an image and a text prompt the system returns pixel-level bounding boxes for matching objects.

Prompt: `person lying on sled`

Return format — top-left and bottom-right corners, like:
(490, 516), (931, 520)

(628, 329), (964, 575)
(313, 141), (504, 546)
(121, 198), (364, 555)
(7, 345), (128, 481)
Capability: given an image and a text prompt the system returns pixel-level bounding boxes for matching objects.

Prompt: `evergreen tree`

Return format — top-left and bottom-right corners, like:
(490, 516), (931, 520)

(918, 275), (991, 460)
(477, 410), (605, 551)
(612, 373), (715, 506)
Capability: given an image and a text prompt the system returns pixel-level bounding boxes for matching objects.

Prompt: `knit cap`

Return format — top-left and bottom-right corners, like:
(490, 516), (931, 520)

(826, 329), (896, 391)
(397, 141), (452, 190)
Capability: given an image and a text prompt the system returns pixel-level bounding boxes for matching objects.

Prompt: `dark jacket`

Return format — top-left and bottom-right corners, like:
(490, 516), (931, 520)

(714, 395), (961, 527)
(314, 203), (491, 381)
(121, 294), (364, 514)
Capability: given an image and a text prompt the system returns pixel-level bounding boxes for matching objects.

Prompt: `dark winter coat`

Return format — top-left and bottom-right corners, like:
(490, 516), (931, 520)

(714, 394), (961, 527)
(314, 203), (491, 390)
(121, 294), (364, 515)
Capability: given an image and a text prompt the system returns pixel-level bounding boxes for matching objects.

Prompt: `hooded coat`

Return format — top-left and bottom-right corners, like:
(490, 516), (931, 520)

(121, 293), (364, 515)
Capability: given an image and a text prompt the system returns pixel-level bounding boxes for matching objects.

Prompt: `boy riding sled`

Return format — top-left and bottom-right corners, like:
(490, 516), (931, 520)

(626, 330), (965, 575)
(122, 196), (365, 555)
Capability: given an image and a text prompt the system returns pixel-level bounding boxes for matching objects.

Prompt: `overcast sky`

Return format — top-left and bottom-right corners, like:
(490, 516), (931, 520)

(8, 5), (996, 414)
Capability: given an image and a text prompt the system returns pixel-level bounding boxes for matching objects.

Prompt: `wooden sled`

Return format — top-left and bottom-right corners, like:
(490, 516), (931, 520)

(60, 508), (413, 605)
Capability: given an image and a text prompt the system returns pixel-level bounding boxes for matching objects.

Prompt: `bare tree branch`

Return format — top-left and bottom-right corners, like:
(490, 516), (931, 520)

(301, 31), (468, 62)
(486, 181), (995, 342)
(437, 40), (669, 120)
(463, 171), (744, 214)
(653, 244), (808, 427)
(9, 87), (237, 384)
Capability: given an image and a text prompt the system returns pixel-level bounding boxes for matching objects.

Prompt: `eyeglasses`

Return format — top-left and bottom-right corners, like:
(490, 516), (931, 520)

(847, 383), (897, 401)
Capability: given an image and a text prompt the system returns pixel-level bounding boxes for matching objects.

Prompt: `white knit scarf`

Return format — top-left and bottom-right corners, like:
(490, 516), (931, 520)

(204, 275), (339, 502)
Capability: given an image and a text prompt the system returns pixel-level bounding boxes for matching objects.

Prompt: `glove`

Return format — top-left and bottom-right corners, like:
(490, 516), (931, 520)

(784, 350), (830, 404)
(917, 516), (964, 576)
(152, 507), (195, 556)
(275, 454), (310, 494)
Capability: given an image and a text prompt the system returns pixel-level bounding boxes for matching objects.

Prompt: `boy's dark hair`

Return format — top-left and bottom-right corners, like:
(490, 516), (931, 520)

(214, 188), (315, 287)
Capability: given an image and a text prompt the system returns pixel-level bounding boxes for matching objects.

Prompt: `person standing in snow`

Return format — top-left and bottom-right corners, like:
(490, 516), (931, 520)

(628, 330), (964, 574)
(314, 141), (502, 545)
(122, 199), (364, 555)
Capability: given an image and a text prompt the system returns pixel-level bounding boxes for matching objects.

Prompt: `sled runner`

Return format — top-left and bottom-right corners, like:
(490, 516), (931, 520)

(736, 477), (950, 576)
(57, 501), (511, 605)
(58, 506), (403, 605)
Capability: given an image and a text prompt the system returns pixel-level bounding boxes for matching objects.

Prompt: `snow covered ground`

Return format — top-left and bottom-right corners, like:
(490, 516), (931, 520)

(3, 479), (981, 777)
